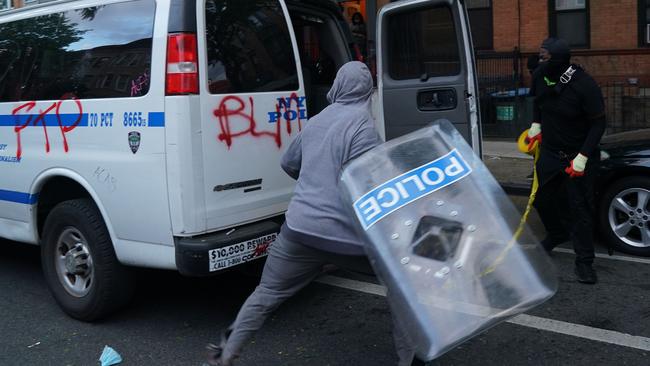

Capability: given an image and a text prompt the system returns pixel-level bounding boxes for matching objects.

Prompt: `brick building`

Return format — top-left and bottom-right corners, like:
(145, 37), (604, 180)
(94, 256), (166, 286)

(467, 0), (650, 135)
(468, 0), (650, 86)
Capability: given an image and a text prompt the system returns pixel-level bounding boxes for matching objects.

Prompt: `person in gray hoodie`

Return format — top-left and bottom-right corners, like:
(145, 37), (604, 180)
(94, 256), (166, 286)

(206, 61), (423, 366)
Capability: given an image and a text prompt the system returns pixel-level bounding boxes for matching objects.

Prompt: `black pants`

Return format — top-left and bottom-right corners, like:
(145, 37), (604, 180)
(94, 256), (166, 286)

(533, 170), (596, 265)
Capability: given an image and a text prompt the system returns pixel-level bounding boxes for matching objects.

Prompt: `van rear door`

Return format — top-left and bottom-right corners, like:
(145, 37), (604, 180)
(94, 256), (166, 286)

(377, 0), (481, 155)
(197, 0), (305, 230)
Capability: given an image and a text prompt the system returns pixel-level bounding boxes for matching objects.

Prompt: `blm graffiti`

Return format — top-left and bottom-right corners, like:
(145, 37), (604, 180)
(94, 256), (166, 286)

(214, 94), (307, 149)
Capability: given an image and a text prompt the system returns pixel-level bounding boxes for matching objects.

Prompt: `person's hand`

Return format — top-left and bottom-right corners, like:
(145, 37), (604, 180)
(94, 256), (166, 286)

(525, 122), (542, 150)
(565, 153), (588, 178)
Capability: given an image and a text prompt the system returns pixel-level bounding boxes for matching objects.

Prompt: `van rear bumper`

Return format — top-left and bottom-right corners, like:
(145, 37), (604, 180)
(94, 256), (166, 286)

(175, 217), (283, 276)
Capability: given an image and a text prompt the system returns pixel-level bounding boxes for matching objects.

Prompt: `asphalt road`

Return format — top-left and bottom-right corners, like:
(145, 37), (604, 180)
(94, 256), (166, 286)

(1, 195), (649, 366)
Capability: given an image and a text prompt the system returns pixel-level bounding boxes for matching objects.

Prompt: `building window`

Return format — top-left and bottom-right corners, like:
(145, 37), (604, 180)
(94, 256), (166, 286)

(549, 0), (589, 48)
(641, 0), (650, 47)
(466, 0), (492, 50)
(0, 0), (10, 11)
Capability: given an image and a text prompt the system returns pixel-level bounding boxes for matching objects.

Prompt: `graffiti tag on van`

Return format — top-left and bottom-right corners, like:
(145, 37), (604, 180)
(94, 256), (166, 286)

(11, 99), (85, 159)
(353, 149), (472, 230)
(214, 94), (305, 149)
(130, 71), (149, 97)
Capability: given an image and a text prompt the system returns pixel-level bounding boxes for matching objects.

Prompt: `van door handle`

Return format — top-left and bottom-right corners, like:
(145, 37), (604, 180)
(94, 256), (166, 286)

(417, 89), (457, 111)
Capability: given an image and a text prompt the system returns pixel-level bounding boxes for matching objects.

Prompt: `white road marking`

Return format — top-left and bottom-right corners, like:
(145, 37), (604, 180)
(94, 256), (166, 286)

(315, 275), (650, 352)
(553, 248), (650, 265)
(509, 314), (650, 351)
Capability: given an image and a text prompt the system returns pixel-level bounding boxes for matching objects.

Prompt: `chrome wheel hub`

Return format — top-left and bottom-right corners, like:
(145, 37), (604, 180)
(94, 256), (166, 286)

(54, 228), (94, 297)
(608, 188), (650, 248)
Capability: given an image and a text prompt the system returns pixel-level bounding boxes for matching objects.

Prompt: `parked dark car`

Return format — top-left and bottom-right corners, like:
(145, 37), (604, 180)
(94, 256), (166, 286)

(597, 129), (650, 257)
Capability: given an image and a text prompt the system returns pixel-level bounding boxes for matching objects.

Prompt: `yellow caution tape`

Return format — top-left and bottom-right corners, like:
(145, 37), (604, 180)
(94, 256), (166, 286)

(481, 129), (540, 276)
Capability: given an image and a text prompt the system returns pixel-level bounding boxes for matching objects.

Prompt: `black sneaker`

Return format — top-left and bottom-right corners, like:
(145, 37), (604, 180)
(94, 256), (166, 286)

(574, 263), (597, 284)
(205, 343), (225, 366)
(206, 329), (234, 366)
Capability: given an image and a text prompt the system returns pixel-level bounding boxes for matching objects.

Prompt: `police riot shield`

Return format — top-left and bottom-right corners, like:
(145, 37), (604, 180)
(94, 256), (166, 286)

(340, 120), (557, 361)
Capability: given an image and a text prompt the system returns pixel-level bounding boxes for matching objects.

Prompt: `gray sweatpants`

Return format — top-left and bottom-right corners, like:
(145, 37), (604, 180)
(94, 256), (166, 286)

(220, 234), (417, 365)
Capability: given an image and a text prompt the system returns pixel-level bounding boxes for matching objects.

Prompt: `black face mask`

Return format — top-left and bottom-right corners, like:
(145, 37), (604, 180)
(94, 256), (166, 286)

(544, 58), (570, 79)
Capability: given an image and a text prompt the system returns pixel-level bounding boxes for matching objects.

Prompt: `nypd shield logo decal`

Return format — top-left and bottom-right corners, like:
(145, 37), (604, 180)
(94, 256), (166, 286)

(128, 131), (141, 154)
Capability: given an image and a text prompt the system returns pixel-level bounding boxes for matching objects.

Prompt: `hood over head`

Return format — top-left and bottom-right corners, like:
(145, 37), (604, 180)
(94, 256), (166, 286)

(327, 61), (373, 105)
(540, 37), (558, 50)
(541, 38), (571, 78)
(544, 38), (571, 62)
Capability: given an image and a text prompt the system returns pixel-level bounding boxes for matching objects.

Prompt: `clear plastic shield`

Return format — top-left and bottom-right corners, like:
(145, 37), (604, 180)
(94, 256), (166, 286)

(340, 120), (557, 361)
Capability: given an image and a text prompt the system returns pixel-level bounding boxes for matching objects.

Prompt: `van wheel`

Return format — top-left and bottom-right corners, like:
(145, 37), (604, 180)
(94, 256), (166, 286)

(41, 198), (134, 321)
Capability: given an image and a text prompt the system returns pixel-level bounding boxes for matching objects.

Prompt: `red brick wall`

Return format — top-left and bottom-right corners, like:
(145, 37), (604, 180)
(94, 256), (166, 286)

(492, 0), (519, 51)
(573, 53), (650, 85)
(492, 0), (549, 52)
(518, 0), (549, 52)
(490, 0), (648, 86)
(590, 0), (637, 49)
(493, 0), (638, 52)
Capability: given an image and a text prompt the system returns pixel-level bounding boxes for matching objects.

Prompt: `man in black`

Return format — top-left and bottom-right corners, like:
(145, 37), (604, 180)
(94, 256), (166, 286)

(526, 38), (606, 284)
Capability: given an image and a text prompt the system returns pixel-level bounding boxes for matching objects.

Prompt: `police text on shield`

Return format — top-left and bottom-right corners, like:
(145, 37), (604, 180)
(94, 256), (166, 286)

(353, 149), (472, 230)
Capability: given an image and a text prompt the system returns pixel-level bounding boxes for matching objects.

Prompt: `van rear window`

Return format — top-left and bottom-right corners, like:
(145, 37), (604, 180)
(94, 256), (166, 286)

(204, 0), (299, 94)
(0, 0), (155, 102)
(387, 6), (461, 80)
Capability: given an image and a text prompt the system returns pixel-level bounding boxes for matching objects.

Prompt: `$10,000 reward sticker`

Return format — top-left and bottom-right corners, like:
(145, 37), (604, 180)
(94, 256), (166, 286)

(209, 233), (277, 272)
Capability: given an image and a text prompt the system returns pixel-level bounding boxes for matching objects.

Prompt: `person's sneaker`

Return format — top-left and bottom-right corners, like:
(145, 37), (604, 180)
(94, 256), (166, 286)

(205, 343), (225, 366)
(206, 329), (234, 366)
(574, 263), (597, 284)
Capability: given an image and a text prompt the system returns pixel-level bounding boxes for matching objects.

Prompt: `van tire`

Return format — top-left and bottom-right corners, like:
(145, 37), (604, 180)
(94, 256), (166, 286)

(41, 198), (134, 321)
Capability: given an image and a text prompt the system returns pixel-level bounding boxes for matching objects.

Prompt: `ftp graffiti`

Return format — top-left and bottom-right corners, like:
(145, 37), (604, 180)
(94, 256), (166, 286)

(11, 98), (84, 159)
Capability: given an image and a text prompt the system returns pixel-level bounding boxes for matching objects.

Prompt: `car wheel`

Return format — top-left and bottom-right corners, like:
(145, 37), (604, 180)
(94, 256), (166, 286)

(41, 198), (135, 321)
(599, 176), (650, 257)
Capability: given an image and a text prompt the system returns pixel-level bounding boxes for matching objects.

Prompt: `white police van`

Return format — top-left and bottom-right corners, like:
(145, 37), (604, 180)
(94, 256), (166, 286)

(0, 0), (480, 320)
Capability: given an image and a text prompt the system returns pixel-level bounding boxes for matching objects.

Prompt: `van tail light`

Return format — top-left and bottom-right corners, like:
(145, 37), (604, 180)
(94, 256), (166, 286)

(166, 33), (199, 95)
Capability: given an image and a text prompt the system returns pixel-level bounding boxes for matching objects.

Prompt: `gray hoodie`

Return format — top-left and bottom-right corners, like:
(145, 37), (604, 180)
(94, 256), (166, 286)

(280, 61), (381, 255)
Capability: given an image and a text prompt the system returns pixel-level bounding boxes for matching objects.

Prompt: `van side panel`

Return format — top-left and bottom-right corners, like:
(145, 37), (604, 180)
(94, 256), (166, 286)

(0, 0), (175, 266)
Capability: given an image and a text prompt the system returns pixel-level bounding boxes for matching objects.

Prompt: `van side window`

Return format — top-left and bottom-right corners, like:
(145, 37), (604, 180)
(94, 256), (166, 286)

(0, 0), (155, 102)
(205, 0), (299, 94)
(387, 6), (461, 80)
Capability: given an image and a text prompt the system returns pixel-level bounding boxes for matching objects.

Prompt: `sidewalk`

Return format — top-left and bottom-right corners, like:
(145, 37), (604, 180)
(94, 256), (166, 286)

(481, 139), (533, 190)
(482, 139), (531, 160)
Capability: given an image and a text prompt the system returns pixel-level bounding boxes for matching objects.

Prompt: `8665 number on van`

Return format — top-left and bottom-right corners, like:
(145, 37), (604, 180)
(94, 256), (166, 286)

(123, 112), (147, 127)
